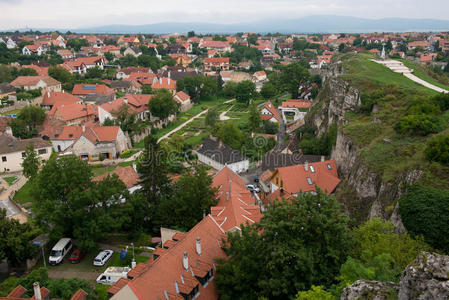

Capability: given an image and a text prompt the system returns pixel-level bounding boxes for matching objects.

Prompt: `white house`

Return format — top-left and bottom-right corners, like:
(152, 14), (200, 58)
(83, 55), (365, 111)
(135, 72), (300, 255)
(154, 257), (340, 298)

(6, 38), (17, 49)
(0, 135), (52, 172)
(22, 44), (46, 56)
(195, 137), (249, 173)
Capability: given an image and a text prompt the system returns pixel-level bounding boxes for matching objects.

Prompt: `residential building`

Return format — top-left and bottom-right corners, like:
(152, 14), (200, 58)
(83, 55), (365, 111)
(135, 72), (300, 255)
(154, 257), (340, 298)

(3, 281), (87, 300)
(72, 84), (115, 98)
(40, 91), (82, 110)
(261, 100), (280, 123)
(50, 125), (84, 152)
(57, 49), (75, 59)
(123, 46), (142, 57)
(151, 77), (177, 94)
(116, 67), (152, 80)
(98, 94), (153, 124)
(59, 60), (87, 74)
(48, 103), (98, 125)
(170, 54), (193, 67)
(204, 57), (230, 72)
(10, 76), (61, 92)
(269, 160), (340, 197)
(279, 99), (311, 122)
(110, 80), (142, 94)
(20, 64), (49, 76)
(0, 83), (15, 99)
(0, 135), (52, 172)
(71, 125), (131, 161)
(195, 137), (249, 173)
(199, 40), (232, 52)
(174, 91), (193, 112)
(22, 44), (46, 55)
(93, 165), (141, 194)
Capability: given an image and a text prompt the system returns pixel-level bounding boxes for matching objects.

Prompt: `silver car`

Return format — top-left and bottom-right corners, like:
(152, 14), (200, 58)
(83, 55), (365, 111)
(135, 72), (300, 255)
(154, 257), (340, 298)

(93, 250), (113, 266)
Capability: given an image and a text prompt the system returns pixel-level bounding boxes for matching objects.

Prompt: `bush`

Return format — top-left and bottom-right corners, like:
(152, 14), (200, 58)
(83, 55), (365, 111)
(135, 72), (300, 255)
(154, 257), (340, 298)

(393, 114), (444, 136)
(120, 149), (136, 159)
(425, 134), (449, 164)
(432, 93), (449, 111)
(399, 184), (449, 252)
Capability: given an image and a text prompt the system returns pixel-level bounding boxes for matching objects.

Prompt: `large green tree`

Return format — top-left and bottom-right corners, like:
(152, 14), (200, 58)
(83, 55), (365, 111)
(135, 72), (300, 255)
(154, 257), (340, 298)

(154, 166), (217, 230)
(235, 80), (256, 105)
(148, 89), (179, 120)
(216, 190), (352, 299)
(399, 184), (449, 251)
(9, 105), (46, 138)
(21, 144), (40, 180)
(205, 107), (219, 128)
(280, 62), (310, 98)
(248, 101), (262, 132)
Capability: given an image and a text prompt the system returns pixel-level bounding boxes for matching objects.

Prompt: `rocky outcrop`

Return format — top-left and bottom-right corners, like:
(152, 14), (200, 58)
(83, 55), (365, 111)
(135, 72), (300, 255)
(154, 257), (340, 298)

(341, 280), (399, 300)
(398, 252), (449, 300)
(307, 67), (423, 228)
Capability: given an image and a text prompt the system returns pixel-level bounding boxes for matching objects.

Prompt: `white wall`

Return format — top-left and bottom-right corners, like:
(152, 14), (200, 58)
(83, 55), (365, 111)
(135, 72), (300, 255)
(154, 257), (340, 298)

(0, 146), (52, 172)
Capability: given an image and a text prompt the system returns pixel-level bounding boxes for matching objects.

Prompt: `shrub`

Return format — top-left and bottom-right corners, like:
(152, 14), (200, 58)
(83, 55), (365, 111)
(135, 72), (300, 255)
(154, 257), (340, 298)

(393, 114), (444, 136)
(432, 93), (449, 111)
(425, 134), (449, 165)
(120, 149), (136, 159)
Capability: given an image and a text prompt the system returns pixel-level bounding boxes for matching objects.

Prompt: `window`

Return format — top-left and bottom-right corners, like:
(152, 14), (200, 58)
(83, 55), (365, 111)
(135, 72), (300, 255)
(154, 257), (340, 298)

(327, 163), (332, 170)
(310, 165), (315, 173)
(38, 148), (47, 155)
(1, 156), (6, 162)
(306, 177), (312, 185)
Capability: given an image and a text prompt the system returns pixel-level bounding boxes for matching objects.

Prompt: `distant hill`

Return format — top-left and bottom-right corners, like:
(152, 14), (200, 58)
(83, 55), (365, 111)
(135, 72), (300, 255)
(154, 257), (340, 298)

(73, 15), (449, 34)
(9, 15), (449, 34)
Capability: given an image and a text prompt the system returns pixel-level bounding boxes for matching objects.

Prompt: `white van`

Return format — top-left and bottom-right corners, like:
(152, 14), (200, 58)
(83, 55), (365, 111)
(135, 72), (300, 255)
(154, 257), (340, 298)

(96, 266), (130, 285)
(49, 238), (72, 265)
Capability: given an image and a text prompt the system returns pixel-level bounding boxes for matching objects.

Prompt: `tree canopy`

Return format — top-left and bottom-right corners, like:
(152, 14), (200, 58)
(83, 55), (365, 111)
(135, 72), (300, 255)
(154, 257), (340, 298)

(235, 80), (256, 105)
(280, 62), (310, 98)
(9, 105), (46, 138)
(148, 89), (179, 120)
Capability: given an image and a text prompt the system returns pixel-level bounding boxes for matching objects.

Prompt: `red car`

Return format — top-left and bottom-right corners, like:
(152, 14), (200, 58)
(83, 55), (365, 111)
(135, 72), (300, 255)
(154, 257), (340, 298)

(69, 249), (85, 263)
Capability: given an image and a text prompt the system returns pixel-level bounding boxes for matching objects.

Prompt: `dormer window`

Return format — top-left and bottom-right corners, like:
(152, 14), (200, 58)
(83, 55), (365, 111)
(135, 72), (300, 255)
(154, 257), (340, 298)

(306, 177), (312, 185)
(327, 164), (332, 170)
(310, 166), (315, 173)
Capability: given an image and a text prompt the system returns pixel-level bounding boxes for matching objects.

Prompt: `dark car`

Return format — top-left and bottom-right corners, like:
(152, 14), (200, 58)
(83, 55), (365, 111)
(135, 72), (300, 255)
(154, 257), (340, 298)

(69, 249), (85, 263)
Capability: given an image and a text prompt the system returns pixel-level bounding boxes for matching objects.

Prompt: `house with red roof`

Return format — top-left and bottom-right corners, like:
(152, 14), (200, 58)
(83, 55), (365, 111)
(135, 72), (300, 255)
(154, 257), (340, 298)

(10, 76), (61, 92)
(71, 125), (130, 161)
(269, 160), (340, 198)
(279, 99), (311, 123)
(20, 64), (48, 76)
(151, 77), (177, 94)
(204, 57), (230, 72)
(22, 44), (46, 55)
(98, 94), (153, 124)
(40, 91), (82, 110)
(420, 53), (438, 63)
(93, 165), (141, 194)
(57, 49), (74, 59)
(174, 91), (192, 112)
(199, 40), (231, 52)
(59, 60), (87, 74)
(48, 103), (98, 125)
(72, 84), (115, 98)
(261, 100), (280, 123)
(75, 57), (106, 69)
(116, 67), (152, 80)
(50, 125), (84, 152)
(1, 282), (88, 300)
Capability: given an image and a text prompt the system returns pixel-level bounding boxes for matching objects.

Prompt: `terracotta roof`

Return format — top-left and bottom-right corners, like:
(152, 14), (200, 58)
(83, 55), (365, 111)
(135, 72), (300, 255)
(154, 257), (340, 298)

(72, 84), (114, 96)
(272, 160), (340, 195)
(152, 77), (177, 90)
(210, 167), (263, 232)
(111, 215), (227, 300)
(10, 75), (60, 87)
(107, 278), (130, 295)
(48, 103), (98, 122)
(199, 41), (231, 48)
(0, 135), (51, 154)
(30, 287), (50, 299)
(24, 44), (41, 52)
(21, 64), (48, 76)
(76, 57), (104, 66)
(70, 289), (88, 300)
(204, 57), (229, 64)
(280, 99), (311, 109)
(7, 285), (26, 298)
(57, 49), (73, 56)
(261, 100), (280, 122)
(119, 67), (151, 75)
(92, 166), (139, 188)
(100, 94), (152, 114)
(174, 91), (190, 103)
(259, 169), (273, 183)
(51, 125), (83, 140)
(41, 91), (82, 107)
(38, 117), (65, 139)
(0, 117), (12, 133)
(82, 126), (120, 144)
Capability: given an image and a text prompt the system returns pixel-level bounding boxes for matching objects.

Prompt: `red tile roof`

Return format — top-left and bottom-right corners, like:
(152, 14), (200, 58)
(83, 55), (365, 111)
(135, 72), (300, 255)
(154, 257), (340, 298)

(272, 160), (340, 195)
(48, 103), (98, 122)
(82, 126), (120, 144)
(210, 167), (263, 232)
(72, 84), (114, 96)
(52, 125), (84, 140)
(10, 76), (60, 88)
(204, 57), (229, 64)
(21, 64), (48, 76)
(100, 94), (152, 114)
(7, 285), (26, 298)
(152, 77), (177, 90)
(261, 100), (280, 122)
(200, 41), (231, 49)
(41, 91), (82, 107)
(93, 166), (139, 188)
(280, 99), (311, 109)
(174, 91), (190, 103)
(70, 289), (88, 300)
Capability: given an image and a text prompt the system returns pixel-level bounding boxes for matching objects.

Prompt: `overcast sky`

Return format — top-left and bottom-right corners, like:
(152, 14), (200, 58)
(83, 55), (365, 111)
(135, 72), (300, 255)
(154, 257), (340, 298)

(1, 0), (449, 30)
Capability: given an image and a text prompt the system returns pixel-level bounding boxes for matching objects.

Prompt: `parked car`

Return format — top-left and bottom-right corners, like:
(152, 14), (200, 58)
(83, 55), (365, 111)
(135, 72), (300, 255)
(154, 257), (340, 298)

(93, 250), (114, 266)
(49, 238), (73, 265)
(96, 266), (130, 285)
(69, 249), (85, 263)
(246, 184), (260, 193)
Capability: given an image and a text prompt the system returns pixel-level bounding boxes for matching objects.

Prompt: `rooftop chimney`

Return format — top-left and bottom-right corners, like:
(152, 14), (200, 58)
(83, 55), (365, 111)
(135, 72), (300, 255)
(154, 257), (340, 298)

(123, 97), (128, 104)
(82, 124), (85, 132)
(196, 238), (202, 256)
(47, 91), (50, 98)
(182, 252), (188, 271)
(33, 282), (42, 300)
(304, 161), (309, 171)
(321, 155), (325, 162)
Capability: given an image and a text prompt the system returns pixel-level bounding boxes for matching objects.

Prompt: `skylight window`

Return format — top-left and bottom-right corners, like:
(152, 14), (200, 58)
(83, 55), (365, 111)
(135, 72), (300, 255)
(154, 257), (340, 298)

(310, 165), (315, 173)
(327, 164), (332, 170)
(306, 177), (312, 185)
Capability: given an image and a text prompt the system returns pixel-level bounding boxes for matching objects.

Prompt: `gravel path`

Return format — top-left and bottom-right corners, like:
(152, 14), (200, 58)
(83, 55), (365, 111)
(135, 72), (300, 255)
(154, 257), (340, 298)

(48, 270), (99, 281)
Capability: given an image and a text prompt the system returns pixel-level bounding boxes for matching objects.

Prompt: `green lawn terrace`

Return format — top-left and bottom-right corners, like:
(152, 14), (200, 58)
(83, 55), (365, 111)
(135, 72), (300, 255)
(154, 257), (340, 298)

(332, 53), (449, 187)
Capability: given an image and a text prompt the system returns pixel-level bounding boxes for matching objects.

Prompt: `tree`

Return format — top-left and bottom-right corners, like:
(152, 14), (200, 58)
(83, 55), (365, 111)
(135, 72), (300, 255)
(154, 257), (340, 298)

(295, 286), (334, 300)
(85, 66), (103, 79)
(432, 93), (449, 110)
(21, 144), (40, 180)
(235, 80), (256, 105)
(104, 52), (114, 62)
(399, 184), (449, 252)
(9, 105), (46, 138)
(119, 54), (138, 68)
(425, 134), (449, 164)
(263, 120), (278, 134)
(32, 155), (126, 251)
(154, 166), (217, 230)
(215, 122), (244, 150)
(222, 81), (238, 98)
(260, 82), (277, 99)
(338, 43), (345, 53)
(444, 62), (449, 73)
(141, 84), (153, 94)
(0, 209), (38, 267)
(216, 191), (352, 299)
(394, 114), (444, 136)
(248, 101), (261, 132)
(137, 135), (171, 208)
(48, 66), (74, 90)
(148, 89), (179, 120)
(18, 67), (38, 76)
(137, 54), (161, 72)
(188, 31), (195, 38)
(205, 107), (219, 128)
(280, 62), (310, 98)
(177, 75), (218, 102)
(247, 34), (258, 45)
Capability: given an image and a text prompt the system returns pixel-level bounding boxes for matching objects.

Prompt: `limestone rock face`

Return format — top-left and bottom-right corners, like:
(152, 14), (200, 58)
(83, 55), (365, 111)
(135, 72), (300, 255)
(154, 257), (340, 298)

(341, 280), (399, 300)
(398, 252), (449, 300)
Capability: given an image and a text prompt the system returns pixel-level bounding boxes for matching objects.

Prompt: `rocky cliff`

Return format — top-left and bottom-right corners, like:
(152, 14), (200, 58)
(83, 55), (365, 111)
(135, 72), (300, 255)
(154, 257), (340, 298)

(341, 252), (449, 299)
(307, 64), (423, 228)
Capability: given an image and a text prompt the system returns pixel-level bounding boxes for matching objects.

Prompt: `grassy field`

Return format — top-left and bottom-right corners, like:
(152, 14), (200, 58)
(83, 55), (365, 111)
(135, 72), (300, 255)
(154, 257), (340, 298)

(2, 176), (17, 186)
(0, 109), (21, 116)
(399, 59), (449, 91)
(336, 53), (449, 184)
(13, 180), (33, 205)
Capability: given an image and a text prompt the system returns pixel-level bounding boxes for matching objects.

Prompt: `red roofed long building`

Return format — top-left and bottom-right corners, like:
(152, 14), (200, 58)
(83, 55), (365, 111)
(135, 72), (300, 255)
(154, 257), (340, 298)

(204, 57), (230, 72)
(48, 103), (98, 125)
(41, 91), (82, 110)
(98, 94), (153, 124)
(72, 84), (115, 97)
